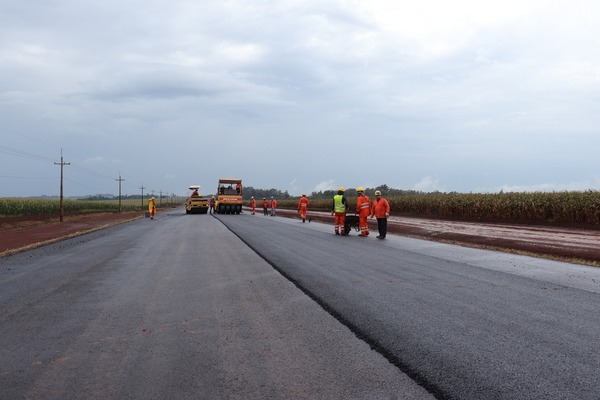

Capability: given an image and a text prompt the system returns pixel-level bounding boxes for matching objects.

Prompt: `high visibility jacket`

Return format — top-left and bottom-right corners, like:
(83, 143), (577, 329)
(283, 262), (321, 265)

(298, 197), (309, 210)
(250, 199), (256, 208)
(270, 199), (277, 208)
(262, 199), (268, 208)
(332, 194), (347, 213)
(371, 198), (390, 218)
(148, 198), (156, 211)
(356, 194), (371, 217)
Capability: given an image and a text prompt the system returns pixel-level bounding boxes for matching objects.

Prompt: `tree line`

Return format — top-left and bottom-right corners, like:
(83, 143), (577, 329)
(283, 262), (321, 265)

(239, 184), (452, 200)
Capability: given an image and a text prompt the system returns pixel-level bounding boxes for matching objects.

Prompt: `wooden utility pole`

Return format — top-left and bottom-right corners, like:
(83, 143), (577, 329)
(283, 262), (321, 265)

(116, 174), (125, 213)
(54, 150), (70, 222)
(140, 184), (146, 209)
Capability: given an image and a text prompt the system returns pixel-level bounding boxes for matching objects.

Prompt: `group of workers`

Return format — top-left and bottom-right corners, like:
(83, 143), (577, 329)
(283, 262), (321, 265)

(247, 188), (390, 239)
(332, 186), (390, 239)
(152, 184), (390, 237)
(248, 196), (277, 216)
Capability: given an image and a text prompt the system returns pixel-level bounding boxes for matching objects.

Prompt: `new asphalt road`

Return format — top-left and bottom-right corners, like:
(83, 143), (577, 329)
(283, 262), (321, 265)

(2, 208), (600, 399)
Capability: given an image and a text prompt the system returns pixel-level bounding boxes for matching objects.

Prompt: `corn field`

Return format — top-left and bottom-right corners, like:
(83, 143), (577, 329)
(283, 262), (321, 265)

(276, 191), (600, 226)
(0, 198), (143, 217)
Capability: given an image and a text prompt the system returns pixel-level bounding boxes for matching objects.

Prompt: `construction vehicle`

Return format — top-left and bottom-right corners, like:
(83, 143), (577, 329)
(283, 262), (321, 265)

(185, 185), (209, 214)
(215, 178), (243, 214)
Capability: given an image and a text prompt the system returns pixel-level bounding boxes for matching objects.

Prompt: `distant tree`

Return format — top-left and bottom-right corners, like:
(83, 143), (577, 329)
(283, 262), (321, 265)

(242, 186), (291, 200)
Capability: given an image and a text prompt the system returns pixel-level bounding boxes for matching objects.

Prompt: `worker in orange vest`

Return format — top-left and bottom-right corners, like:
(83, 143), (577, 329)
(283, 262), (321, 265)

(250, 196), (256, 215)
(355, 187), (370, 236)
(370, 190), (390, 239)
(297, 193), (309, 223)
(262, 198), (268, 215)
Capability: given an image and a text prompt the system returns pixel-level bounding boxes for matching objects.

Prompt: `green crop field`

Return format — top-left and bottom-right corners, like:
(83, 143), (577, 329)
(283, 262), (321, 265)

(0, 198), (143, 217)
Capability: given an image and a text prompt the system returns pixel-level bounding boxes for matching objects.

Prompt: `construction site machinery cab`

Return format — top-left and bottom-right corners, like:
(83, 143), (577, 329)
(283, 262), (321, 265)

(185, 185), (209, 214)
(215, 178), (243, 214)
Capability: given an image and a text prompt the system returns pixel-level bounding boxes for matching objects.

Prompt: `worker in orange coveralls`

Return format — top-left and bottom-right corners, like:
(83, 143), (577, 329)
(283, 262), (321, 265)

(262, 198), (269, 215)
(250, 196), (256, 215)
(297, 193), (309, 223)
(331, 187), (348, 235)
(370, 190), (390, 239)
(148, 196), (156, 220)
(270, 196), (277, 216)
(355, 187), (370, 236)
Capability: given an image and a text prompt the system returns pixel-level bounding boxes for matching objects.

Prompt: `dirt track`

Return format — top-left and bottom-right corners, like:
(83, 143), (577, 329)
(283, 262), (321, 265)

(2, 207), (600, 265)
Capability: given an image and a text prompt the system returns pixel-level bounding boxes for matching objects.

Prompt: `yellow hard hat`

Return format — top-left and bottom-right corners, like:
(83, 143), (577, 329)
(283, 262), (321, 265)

(357, 186), (364, 192)
(374, 190), (381, 196)
(338, 187), (345, 192)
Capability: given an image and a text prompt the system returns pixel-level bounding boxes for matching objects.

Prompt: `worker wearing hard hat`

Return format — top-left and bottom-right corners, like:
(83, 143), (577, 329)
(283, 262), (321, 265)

(262, 197), (269, 215)
(331, 187), (348, 235)
(250, 196), (256, 215)
(148, 196), (156, 220)
(297, 193), (309, 223)
(356, 187), (370, 237)
(209, 196), (215, 214)
(370, 190), (390, 239)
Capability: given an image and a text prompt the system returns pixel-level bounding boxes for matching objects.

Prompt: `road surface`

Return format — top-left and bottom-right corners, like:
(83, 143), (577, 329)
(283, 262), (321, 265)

(2, 208), (600, 399)
(0, 209), (433, 400)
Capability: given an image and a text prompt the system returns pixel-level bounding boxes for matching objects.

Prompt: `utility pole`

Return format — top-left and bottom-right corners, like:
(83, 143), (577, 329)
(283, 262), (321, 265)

(140, 184), (146, 209)
(54, 149), (70, 222)
(116, 174), (125, 213)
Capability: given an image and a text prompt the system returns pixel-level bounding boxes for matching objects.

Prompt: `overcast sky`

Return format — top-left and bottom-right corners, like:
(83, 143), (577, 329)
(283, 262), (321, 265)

(1, 0), (599, 197)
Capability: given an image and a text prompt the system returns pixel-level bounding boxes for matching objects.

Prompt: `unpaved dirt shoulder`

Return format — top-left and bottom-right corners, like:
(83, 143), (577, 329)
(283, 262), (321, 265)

(0, 211), (146, 256)
(272, 208), (600, 265)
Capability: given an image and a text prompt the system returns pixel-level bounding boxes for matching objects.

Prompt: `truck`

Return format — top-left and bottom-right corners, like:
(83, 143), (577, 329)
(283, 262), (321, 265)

(185, 185), (209, 214)
(215, 178), (243, 214)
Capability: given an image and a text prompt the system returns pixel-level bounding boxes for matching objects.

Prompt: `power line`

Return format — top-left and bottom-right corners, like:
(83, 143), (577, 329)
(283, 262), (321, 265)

(0, 145), (57, 163)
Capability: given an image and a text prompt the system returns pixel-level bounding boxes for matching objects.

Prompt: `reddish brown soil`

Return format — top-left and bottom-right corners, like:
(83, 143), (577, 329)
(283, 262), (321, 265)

(275, 209), (600, 265)
(0, 211), (145, 256)
(3, 208), (600, 265)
